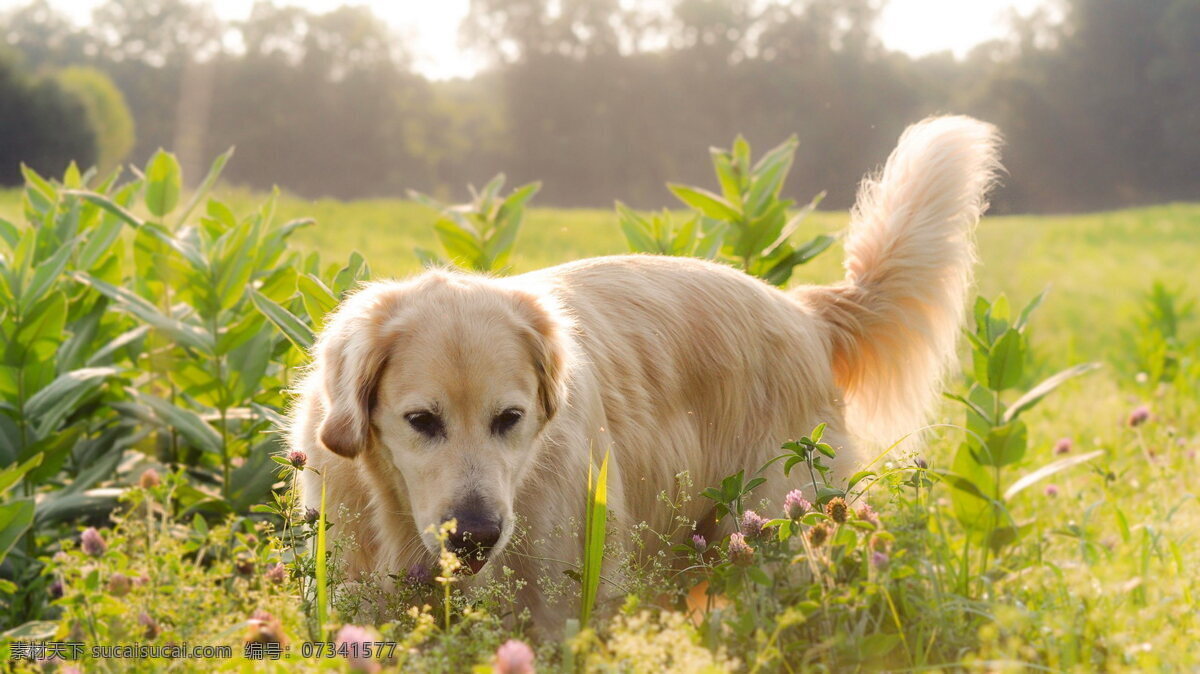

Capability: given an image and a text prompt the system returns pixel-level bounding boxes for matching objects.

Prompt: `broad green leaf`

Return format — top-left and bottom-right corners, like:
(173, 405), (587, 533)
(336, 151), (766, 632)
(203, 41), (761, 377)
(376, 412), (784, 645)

(710, 150), (742, 205)
(24, 367), (117, 439)
(72, 272), (214, 353)
(298, 274), (339, 330)
(668, 184), (742, 222)
(1014, 287), (1048, 330)
(250, 289), (314, 351)
(130, 389), (222, 455)
(144, 150), (182, 218)
(434, 218), (485, 269)
(1004, 450), (1104, 500)
(0, 219), (18, 248)
(0, 454), (43, 498)
(0, 499), (35, 565)
(616, 202), (657, 253)
(982, 420), (1028, 468)
(1003, 363), (1102, 423)
(20, 238), (75, 313)
(987, 329), (1024, 390)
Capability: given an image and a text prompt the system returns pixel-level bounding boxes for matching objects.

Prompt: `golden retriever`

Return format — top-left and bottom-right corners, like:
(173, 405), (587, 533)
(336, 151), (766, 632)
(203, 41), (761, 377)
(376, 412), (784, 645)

(289, 115), (1000, 629)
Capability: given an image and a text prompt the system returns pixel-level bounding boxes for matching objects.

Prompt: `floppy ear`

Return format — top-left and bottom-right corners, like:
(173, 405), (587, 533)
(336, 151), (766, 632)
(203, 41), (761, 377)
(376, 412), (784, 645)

(510, 291), (570, 422)
(314, 287), (402, 458)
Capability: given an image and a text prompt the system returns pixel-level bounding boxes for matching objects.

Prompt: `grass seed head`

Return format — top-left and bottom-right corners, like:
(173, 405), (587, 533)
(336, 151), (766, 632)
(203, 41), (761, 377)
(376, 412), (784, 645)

(825, 497), (848, 524)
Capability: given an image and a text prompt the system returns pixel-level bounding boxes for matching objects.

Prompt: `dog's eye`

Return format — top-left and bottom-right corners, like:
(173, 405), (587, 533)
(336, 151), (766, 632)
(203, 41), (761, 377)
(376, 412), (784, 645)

(491, 408), (524, 435)
(405, 411), (444, 438)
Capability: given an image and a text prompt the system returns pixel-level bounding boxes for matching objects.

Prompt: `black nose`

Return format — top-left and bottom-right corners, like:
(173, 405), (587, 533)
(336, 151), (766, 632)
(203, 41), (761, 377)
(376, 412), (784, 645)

(444, 506), (502, 573)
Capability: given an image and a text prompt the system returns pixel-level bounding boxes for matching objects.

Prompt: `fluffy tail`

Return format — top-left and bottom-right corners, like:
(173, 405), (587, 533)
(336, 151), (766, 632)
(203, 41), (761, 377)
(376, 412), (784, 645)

(805, 116), (1002, 448)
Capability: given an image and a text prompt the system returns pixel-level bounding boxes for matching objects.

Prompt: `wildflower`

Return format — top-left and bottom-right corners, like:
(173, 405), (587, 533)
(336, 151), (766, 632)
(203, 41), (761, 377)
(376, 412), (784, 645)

(139, 612), (160, 640)
(138, 468), (161, 489)
(740, 510), (768, 540)
(1128, 405), (1151, 427)
(244, 534), (259, 547)
(245, 609), (287, 647)
(855, 503), (880, 528)
(691, 534), (707, 553)
(493, 639), (536, 674)
(1044, 484), (1060, 497)
(1054, 437), (1073, 455)
(264, 563), (287, 585)
(304, 507), (321, 524)
(336, 624), (381, 673)
(49, 580), (63, 599)
(806, 523), (831, 548)
(81, 528), (107, 557)
(287, 450), (308, 469)
(107, 573), (132, 597)
(914, 457), (929, 470)
(727, 533), (755, 566)
(825, 497), (848, 524)
(135, 574), (150, 587)
(871, 551), (889, 568)
(784, 490), (811, 520)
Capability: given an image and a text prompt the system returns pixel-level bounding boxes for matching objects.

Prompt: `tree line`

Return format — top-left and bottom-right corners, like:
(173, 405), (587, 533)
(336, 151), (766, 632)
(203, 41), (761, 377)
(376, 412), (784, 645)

(2, 0), (1197, 213)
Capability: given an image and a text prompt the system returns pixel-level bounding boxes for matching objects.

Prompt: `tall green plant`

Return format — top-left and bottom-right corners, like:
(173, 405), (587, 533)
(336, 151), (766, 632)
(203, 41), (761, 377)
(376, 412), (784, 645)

(410, 174), (541, 273)
(939, 292), (1102, 594)
(622, 135), (832, 286)
(68, 149), (314, 515)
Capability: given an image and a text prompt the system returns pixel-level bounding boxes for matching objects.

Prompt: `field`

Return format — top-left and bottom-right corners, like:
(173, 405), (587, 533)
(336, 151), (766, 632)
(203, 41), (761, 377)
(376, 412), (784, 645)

(0, 175), (1197, 672)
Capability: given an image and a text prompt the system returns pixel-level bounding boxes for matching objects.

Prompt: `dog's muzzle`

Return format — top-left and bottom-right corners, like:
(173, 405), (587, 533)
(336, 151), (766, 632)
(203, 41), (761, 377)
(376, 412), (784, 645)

(443, 506), (502, 574)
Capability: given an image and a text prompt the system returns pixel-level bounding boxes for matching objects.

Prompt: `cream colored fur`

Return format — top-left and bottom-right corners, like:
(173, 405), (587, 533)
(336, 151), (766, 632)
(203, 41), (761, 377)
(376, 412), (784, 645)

(289, 116), (1001, 630)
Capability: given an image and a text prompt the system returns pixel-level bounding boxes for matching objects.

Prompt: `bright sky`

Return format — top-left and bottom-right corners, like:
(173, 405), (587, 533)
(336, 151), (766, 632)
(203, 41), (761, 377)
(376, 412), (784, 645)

(3, 0), (1051, 80)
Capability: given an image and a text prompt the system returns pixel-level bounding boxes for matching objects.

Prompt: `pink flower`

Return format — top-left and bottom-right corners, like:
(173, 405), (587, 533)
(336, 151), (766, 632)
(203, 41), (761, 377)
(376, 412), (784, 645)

(81, 528), (107, 557)
(287, 450), (308, 469)
(336, 624), (380, 673)
(1044, 484), (1060, 497)
(691, 534), (707, 552)
(138, 468), (161, 489)
(728, 533), (755, 566)
(871, 551), (889, 568)
(856, 503), (880, 528)
(740, 510), (768, 540)
(1128, 405), (1151, 427)
(493, 639), (535, 674)
(264, 563), (287, 584)
(1054, 437), (1072, 455)
(784, 490), (811, 520)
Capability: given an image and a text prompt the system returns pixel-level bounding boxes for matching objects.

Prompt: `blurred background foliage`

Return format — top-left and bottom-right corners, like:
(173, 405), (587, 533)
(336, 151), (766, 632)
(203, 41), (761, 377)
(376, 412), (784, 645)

(1, 0), (1197, 213)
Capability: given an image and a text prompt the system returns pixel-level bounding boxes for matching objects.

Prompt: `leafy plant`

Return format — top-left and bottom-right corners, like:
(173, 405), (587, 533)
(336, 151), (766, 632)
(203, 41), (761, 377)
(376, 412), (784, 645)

(615, 204), (722, 258)
(646, 134), (832, 285)
(1123, 280), (1197, 392)
(940, 292), (1103, 593)
(410, 174), (541, 273)
(69, 149), (308, 515)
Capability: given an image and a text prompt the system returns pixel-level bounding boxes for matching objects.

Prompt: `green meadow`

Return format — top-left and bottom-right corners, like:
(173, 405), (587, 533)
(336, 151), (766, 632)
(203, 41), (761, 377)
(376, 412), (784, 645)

(0, 178), (1197, 670)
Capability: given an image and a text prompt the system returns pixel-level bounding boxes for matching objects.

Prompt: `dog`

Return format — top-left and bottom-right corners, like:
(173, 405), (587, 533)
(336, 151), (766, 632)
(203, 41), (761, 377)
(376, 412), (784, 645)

(289, 115), (1001, 630)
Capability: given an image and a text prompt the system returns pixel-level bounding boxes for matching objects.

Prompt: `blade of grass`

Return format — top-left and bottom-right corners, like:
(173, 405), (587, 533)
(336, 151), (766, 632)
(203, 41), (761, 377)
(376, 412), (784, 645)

(580, 450), (609, 625)
(315, 477), (328, 640)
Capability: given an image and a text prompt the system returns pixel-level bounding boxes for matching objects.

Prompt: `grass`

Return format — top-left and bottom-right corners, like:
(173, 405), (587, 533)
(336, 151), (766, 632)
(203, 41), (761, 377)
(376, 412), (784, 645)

(1, 185), (1198, 671)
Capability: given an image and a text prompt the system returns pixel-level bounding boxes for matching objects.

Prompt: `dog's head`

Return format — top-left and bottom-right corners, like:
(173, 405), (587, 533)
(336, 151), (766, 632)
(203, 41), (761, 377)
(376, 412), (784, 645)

(310, 272), (569, 573)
